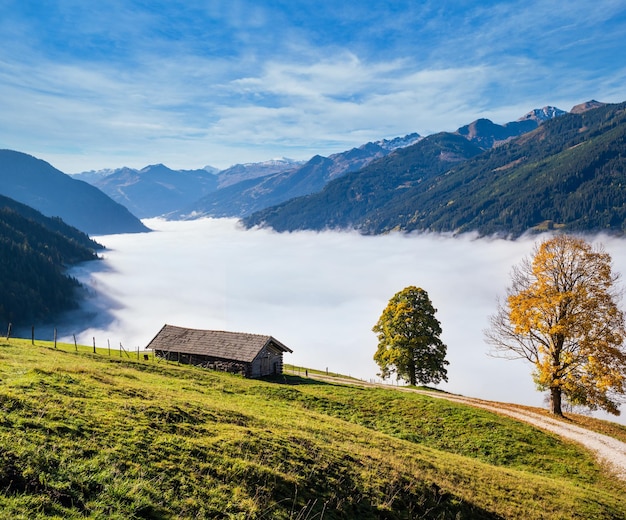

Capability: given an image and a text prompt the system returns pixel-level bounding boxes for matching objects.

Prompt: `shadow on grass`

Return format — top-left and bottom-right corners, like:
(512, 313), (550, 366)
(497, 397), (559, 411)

(261, 374), (335, 386)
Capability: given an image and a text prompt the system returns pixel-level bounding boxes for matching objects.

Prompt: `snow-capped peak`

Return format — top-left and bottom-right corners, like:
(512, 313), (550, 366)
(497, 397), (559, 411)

(518, 106), (566, 123)
(375, 132), (422, 151)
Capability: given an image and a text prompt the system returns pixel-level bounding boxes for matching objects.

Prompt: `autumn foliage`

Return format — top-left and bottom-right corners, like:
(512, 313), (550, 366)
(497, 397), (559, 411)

(486, 235), (626, 416)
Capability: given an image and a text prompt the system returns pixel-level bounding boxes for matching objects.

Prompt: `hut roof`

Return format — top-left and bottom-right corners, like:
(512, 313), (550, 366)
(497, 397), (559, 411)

(145, 324), (292, 363)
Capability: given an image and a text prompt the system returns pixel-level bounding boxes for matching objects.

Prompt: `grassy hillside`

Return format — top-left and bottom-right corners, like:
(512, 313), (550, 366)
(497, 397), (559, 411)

(0, 338), (625, 519)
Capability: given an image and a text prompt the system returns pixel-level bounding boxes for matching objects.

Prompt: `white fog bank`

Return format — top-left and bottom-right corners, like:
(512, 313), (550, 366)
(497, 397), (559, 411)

(61, 218), (626, 423)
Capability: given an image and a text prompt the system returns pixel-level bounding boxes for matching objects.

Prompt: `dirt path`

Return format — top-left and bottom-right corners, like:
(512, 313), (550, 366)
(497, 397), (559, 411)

(300, 372), (626, 481)
(425, 392), (626, 481)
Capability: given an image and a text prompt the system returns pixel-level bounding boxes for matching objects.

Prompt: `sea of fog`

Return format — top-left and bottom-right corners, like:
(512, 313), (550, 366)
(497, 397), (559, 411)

(58, 218), (626, 423)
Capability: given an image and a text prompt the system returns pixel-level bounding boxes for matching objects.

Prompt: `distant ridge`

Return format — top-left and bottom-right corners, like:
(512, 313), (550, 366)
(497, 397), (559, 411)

(570, 99), (606, 114)
(456, 106), (565, 149)
(0, 150), (148, 235)
(175, 134), (422, 219)
(215, 158), (304, 189)
(518, 106), (566, 122)
(75, 163), (219, 218)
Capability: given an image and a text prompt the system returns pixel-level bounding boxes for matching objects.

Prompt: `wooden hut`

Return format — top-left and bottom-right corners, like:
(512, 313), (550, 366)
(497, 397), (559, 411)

(146, 324), (292, 377)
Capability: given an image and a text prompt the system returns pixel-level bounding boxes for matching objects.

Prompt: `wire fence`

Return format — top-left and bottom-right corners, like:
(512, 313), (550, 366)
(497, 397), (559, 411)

(3, 321), (153, 362)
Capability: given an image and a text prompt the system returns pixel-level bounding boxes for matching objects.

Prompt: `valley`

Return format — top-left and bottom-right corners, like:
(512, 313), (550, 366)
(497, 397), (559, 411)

(3, 3), (626, 518)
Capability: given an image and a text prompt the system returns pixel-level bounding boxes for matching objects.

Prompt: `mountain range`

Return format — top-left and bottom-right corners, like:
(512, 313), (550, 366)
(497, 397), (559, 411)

(174, 134), (422, 219)
(244, 100), (626, 237)
(72, 105), (566, 223)
(74, 139), (424, 220)
(2, 98), (623, 243)
(74, 164), (219, 219)
(73, 158), (307, 218)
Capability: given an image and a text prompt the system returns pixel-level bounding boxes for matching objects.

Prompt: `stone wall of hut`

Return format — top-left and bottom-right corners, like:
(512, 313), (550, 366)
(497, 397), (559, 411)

(154, 350), (250, 376)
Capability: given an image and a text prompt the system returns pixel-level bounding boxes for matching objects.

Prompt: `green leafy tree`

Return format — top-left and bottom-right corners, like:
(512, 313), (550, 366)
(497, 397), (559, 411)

(486, 235), (626, 416)
(373, 286), (448, 386)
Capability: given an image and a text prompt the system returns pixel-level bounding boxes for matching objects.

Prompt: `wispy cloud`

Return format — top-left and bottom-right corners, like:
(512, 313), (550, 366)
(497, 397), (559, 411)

(0, 0), (625, 171)
(220, 57), (500, 143)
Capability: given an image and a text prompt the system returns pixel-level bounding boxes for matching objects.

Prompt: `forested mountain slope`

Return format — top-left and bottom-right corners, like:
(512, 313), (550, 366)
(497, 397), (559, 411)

(245, 102), (626, 236)
(393, 100), (626, 236)
(0, 195), (102, 325)
(244, 133), (484, 231)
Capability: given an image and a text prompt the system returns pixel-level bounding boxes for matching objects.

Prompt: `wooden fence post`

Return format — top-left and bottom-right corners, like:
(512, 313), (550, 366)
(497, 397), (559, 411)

(73, 334), (77, 352)
(93, 337), (96, 354)
(31, 325), (34, 345)
(6, 323), (11, 340)
(54, 328), (57, 349)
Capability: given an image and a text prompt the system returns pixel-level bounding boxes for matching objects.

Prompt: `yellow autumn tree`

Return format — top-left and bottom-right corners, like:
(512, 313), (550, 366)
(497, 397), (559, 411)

(485, 235), (626, 416)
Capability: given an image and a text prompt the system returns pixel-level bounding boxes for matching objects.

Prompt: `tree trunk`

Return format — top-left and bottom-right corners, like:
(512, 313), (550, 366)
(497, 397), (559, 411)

(409, 356), (416, 386)
(550, 387), (563, 416)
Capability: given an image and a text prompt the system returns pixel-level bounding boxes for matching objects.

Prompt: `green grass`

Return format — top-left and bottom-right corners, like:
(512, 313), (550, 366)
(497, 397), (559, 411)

(0, 338), (625, 519)
(284, 364), (361, 380)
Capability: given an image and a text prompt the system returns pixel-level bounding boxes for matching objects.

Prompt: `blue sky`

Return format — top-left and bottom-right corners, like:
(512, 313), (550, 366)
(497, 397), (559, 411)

(1, 0), (625, 172)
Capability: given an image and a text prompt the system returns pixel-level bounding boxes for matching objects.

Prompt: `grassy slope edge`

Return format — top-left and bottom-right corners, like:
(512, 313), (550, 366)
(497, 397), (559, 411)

(0, 339), (624, 519)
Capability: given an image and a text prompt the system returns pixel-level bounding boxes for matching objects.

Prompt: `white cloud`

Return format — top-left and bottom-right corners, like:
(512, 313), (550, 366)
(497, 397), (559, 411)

(216, 57), (507, 147)
(55, 220), (626, 425)
(1, 0), (626, 172)
(56, 221), (533, 400)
